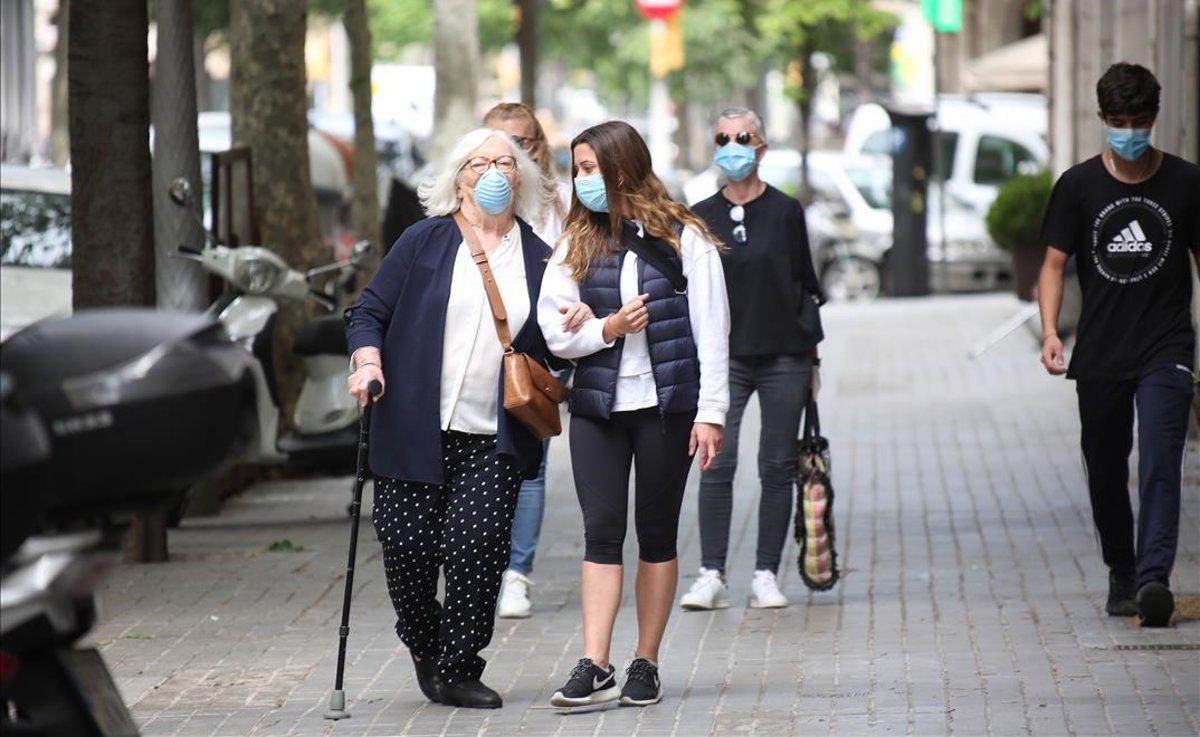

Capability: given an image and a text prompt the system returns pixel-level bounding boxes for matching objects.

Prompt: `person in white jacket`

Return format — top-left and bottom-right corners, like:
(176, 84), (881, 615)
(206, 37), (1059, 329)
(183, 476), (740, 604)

(537, 120), (730, 709)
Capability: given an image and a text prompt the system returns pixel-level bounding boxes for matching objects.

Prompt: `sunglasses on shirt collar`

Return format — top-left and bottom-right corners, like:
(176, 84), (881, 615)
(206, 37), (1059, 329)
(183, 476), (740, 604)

(714, 131), (758, 147)
(729, 204), (747, 244)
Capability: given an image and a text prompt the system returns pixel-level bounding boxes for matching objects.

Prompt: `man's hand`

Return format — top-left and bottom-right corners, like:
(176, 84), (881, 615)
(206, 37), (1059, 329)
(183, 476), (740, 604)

(689, 422), (724, 471)
(1041, 334), (1067, 376)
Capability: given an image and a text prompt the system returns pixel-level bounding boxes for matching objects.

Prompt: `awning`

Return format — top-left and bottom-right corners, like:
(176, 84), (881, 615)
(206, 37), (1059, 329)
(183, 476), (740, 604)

(962, 33), (1048, 93)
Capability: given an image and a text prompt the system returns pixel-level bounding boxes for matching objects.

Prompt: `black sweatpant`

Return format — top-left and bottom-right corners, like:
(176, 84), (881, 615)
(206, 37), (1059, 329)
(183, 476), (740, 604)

(1076, 363), (1194, 589)
(570, 408), (696, 565)
(372, 431), (521, 683)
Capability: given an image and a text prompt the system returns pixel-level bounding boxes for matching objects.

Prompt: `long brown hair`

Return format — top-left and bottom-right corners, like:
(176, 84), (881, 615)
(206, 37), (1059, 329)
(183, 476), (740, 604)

(561, 120), (722, 282)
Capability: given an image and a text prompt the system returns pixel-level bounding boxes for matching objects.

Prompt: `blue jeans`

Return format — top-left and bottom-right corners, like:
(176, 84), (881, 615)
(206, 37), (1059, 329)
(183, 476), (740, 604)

(507, 442), (548, 575)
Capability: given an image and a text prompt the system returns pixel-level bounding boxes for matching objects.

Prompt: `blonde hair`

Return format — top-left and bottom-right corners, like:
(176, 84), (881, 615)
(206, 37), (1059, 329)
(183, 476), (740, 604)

(561, 120), (723, 282)
(482, 102), (564, 222)
(417, 127), (544, 221)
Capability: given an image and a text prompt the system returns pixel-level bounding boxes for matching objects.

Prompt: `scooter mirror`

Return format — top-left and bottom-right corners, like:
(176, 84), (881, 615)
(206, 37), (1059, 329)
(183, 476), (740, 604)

(168, 177), (194, 206)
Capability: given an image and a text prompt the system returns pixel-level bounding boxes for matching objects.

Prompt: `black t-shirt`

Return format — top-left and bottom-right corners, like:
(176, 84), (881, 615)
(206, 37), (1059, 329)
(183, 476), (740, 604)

(692, 184), (824, 358)
(1040, 153), (1200, 380)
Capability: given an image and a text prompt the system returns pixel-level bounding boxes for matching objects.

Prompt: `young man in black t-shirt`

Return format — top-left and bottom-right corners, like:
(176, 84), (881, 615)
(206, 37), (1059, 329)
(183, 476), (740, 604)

(1038, 63), (1199, 628)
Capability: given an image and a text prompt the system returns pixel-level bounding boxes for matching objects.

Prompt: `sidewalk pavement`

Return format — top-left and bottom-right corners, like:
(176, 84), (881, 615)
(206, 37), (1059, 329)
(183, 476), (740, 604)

(91, 293), (1199, 737)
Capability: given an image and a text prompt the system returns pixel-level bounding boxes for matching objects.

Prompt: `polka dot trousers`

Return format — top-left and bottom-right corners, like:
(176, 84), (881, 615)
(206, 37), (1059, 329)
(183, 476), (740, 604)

(372, 431), (521, 684)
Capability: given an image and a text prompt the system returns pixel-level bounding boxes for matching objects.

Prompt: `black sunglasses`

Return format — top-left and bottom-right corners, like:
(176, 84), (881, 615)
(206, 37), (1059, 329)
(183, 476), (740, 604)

(715, 131), (756, 147)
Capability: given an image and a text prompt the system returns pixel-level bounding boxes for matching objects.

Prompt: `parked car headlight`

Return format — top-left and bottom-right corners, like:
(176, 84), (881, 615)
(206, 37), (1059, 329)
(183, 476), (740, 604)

(233, 257), (282, 294)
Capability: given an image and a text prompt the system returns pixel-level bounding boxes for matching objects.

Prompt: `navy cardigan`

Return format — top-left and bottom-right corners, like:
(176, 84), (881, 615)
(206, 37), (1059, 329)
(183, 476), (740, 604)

(344, 215), (554, 484)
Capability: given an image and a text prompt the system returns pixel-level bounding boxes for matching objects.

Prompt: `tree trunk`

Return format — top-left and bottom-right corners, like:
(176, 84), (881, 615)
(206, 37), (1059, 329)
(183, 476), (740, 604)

(345, 0), (379, 251)
(433, 0), (479, 160)
(193, 30), (210, 111)
(152, 0), (207, 312)
(229, 0), (323, 430)
(50, 0), (69, 166)
(68, 0), (154, 309)
(516, 0), (538, 107)
(797, 38), (817, 205)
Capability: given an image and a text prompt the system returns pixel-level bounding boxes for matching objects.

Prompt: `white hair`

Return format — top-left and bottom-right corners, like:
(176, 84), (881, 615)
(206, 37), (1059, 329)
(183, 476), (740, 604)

(418, 128), (544, 220)
(714, 107), (764, 138)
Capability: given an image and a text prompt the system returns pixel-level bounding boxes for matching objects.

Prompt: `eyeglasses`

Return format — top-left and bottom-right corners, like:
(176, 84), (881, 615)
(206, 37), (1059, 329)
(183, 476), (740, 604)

(509, 135), (540, 152)
(730, 204), (747, 244)
(464, 155), (517, 174)
(714, 131), (757, 147)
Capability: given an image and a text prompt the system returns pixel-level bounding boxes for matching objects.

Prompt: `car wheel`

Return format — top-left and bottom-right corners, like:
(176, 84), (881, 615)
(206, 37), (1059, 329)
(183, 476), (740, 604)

(821, 256), (882, 301)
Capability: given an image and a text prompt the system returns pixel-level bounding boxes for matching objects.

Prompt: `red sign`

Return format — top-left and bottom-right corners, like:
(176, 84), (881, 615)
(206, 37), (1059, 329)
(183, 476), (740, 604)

(634, 0), (684, 21)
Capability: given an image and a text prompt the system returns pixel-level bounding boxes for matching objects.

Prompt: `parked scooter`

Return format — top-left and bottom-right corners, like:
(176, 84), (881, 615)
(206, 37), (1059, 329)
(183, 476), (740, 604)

(167, 178), (367, 470)
(0, 309), (254, 736)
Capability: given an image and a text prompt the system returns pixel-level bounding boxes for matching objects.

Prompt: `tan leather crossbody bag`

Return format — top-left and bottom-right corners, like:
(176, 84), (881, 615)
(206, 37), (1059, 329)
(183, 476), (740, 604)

(454, 212), (564, 439)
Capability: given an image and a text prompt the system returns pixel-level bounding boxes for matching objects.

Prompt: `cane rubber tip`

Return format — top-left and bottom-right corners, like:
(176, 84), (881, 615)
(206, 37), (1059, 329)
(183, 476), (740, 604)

(324, 690), (349, 719)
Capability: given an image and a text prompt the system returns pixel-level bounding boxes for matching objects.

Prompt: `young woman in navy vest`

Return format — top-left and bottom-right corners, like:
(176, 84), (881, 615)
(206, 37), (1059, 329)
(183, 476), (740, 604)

(344, 128), (583, 710)
(538, 120), (731, 708)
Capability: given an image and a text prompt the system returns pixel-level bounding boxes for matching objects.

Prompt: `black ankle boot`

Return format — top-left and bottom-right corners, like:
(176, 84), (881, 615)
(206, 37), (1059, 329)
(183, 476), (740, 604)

(439, 679), (502, 709)
(1106, 571), (1137, 616)
(411, 654), (444, 703)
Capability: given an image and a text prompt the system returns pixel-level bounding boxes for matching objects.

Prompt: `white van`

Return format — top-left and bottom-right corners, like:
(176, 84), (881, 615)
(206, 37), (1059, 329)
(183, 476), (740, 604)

(844, 95), (1048, 214)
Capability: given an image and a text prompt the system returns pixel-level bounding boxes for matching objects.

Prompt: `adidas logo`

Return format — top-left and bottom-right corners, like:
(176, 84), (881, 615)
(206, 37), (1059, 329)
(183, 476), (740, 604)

(1106, 219), (1153, 253)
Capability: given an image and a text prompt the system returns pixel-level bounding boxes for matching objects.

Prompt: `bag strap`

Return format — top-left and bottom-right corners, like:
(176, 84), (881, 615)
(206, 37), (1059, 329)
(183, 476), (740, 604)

(622, 222), (688, 294)
(454, 211), (514, 353)
(802, 395), (821, 440)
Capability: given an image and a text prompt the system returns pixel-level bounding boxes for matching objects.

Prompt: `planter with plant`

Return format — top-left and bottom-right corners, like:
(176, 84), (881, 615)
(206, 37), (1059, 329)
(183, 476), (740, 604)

(986, 170), (1053, 301)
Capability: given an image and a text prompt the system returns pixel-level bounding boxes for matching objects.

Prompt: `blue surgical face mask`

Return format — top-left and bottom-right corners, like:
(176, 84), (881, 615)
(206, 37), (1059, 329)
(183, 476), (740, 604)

(714, 143), (758, 181)
(1105, 126), (1152, 162)
(574, 173), (609, 213)
(473, 167), (513, 215)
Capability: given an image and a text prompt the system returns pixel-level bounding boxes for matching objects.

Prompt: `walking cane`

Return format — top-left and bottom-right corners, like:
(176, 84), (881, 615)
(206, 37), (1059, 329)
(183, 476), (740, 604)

(324, 379), (382, 721)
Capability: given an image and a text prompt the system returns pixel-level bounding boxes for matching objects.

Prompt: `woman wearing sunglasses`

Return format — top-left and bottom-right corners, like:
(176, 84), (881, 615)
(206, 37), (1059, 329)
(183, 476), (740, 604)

(537, 120), (730, 708)
(344, 128), (573, 709)
(682, 107), (825, 611)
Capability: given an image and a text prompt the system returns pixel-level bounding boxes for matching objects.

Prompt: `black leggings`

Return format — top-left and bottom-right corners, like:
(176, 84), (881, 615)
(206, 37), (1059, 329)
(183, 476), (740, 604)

(570, 408), (696, 565)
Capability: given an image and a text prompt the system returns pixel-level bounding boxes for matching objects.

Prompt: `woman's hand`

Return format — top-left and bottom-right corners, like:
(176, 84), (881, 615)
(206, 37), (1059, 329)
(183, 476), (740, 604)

(603, 293), (651, 342)
(348, 347), (385, 406)
(689, 422), (724, 471)
(559, 301), (594, 334)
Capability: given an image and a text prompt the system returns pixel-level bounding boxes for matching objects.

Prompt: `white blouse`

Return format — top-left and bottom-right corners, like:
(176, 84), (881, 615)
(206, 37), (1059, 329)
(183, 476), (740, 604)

(537, 223), (730, 426)
(439, 222), (529, 434)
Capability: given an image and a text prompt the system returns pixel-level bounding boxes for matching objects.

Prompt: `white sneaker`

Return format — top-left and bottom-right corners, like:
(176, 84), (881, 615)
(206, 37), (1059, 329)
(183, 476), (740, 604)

(680, 567), (730, 610)
(497, 570), (532, 618)
(749, 569), (788, 608)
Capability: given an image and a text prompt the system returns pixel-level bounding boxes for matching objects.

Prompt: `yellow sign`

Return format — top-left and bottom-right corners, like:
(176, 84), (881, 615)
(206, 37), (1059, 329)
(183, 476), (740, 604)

(649, 14), (684, 79)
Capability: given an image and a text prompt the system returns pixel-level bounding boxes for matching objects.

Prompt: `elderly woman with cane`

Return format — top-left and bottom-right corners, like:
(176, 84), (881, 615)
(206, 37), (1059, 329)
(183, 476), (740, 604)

(344, 127), (586, 709)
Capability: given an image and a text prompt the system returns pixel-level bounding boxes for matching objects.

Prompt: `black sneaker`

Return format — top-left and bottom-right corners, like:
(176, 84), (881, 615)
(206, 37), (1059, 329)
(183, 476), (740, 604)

(549, 658), (618, 707)
(619, 657), (663, 706)
(1105, 571), (1137, 616)
(1136, 581), (1175, 628)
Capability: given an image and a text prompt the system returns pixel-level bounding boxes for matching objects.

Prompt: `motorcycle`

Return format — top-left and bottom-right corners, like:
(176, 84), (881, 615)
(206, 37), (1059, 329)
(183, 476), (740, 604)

(167, 178), (368, 470)
(0, 309), (255, 736)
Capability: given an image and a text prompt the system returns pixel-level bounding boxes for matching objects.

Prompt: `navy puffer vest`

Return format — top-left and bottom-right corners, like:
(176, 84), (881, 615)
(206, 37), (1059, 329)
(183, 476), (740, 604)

(570, 223), (700, 420)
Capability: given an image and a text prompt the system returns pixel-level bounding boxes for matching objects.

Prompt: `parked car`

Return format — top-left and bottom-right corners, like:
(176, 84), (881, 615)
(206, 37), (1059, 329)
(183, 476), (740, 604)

(806, 152), (1011, 300)
(0, 165), (72, 340)
(682, 151), (1011, 301)
(844, 95), (1048, 215)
